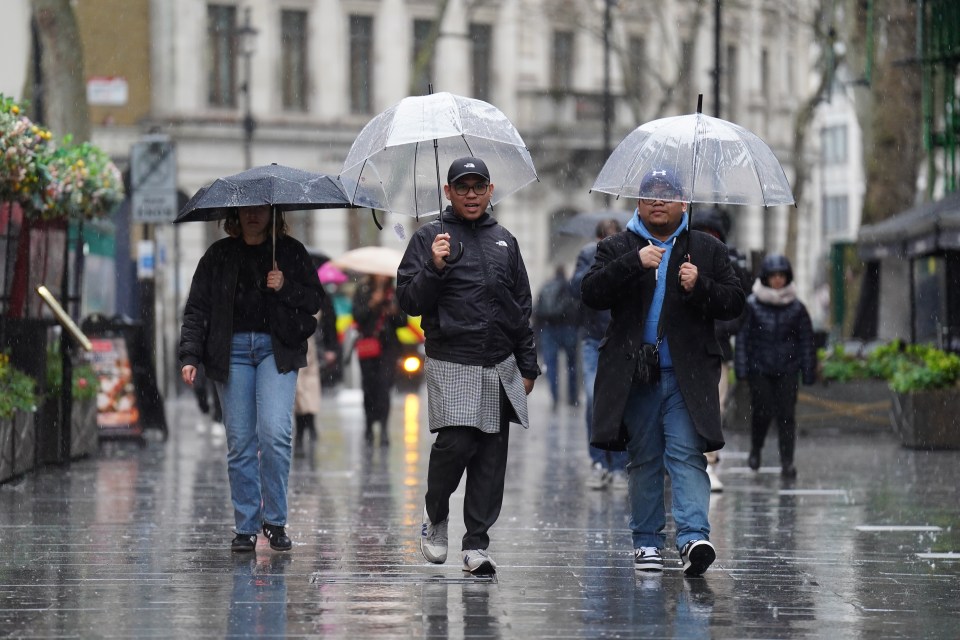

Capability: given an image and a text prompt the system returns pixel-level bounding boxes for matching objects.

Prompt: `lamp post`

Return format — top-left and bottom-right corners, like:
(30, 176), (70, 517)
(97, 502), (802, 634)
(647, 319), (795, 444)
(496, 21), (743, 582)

(601, 0), (615, 206)
(237, 7), (258, 169)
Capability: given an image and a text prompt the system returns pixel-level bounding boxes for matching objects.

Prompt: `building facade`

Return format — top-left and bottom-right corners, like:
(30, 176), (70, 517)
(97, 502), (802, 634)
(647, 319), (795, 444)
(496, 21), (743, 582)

(2, 0), (837, 383)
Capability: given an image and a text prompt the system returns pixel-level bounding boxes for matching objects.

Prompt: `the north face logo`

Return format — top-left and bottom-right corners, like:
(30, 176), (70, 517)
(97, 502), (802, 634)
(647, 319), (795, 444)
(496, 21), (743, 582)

(464, 163), (476, 168)
(496, 240), (508, 247)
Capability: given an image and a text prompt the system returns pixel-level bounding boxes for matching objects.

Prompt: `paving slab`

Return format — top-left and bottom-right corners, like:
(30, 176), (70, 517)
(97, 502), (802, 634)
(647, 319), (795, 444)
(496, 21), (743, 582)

(1, 383), (958, 638)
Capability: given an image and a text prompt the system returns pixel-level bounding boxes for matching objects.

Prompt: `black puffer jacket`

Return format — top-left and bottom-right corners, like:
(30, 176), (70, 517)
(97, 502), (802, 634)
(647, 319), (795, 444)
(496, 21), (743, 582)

(734, 281), (816, 384)
(396, 208), (539, 380)
(179, 235), (324, 382)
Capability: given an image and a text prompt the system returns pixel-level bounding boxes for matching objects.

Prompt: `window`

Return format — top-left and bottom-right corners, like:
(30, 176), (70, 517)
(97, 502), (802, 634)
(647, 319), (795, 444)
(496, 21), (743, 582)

(280, 10), (308, 111)
(470, 23), (492, 101)
(822, 194), (848, 236)
(821, 125), (848, 165)
(207, 4), (237, 108)
(551, 30), (574, 91)
(626, 35), (645, 96)
(760, 47), (770, 99)
(412, 19), (435, 94)
(725, 44), (738, 121)
(349, 15), (373, 114)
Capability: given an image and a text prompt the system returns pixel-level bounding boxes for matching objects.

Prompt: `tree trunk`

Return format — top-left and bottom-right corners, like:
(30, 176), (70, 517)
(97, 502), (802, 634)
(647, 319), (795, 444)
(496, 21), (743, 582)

(28, 0), (90, 143)
(848, 0), (922, 225)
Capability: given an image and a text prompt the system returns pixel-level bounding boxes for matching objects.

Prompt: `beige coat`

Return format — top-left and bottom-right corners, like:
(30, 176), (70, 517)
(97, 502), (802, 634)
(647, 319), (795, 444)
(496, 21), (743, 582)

(294, 314), (322, 415)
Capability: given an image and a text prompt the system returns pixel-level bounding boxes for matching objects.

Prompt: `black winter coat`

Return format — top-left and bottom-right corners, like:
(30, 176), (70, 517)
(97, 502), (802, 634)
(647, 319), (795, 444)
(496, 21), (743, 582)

(581, 229), (745, 452)
(396, 208), (539, 380)
(179, 235), (325, 382)
(734, 284), (816, 384)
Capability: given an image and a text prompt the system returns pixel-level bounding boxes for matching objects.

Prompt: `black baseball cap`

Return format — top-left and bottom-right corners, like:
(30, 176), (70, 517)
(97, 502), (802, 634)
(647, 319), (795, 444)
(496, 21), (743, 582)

(447, 157), (491, 184)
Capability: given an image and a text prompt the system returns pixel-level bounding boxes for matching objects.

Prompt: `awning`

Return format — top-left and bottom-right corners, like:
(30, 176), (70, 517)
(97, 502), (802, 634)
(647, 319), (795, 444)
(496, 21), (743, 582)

(858, 190), (960, 260)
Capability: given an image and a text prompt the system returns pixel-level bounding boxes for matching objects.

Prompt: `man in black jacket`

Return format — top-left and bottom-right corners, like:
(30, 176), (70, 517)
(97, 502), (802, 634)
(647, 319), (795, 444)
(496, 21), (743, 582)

(397, 157), (539, 576)
(582, 169), (744, 576)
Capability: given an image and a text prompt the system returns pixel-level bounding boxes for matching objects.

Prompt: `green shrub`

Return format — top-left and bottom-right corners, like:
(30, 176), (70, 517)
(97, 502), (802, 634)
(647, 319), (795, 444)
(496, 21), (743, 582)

(818, 340), (960, 392)
(0, 353), (37, 418)
(46, 349), (99, 402)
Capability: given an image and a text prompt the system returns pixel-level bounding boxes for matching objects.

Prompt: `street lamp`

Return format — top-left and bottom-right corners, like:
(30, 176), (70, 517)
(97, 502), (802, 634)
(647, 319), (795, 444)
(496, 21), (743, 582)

(236, 7), (258, 169)
(601, 0), (616, 206)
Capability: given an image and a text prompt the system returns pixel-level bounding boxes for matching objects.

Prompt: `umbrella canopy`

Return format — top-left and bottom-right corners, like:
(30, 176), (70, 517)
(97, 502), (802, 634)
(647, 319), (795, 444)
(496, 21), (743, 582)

(175, 163), (355, 223)
(591, 112), (795, 207)
(317, 261), (348, 284)
(332, 246), (404, 278)
(557, 209), (635, 237)
(339, 92), (538, 218)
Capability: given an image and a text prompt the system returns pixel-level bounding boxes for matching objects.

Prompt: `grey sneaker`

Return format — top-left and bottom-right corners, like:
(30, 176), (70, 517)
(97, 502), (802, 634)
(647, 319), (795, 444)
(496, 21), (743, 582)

(420, 507), (448, 564)
(587, 462), (610, 490)
(634, 546), (664, 572)
(680, 539), (716, 576)
(462, 549), (497, 575)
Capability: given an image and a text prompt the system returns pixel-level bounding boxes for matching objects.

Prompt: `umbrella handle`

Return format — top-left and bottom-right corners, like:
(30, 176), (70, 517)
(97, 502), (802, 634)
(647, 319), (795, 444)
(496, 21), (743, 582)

(446, 241), (464, 264)
(370, 209), (383, 230)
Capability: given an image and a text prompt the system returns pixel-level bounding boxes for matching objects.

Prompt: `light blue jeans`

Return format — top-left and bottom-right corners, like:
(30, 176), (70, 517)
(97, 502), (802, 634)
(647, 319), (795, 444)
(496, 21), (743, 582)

(583, 336), (628, 472)
(622, 369), (710, 551)
(216, 332), (298, 535)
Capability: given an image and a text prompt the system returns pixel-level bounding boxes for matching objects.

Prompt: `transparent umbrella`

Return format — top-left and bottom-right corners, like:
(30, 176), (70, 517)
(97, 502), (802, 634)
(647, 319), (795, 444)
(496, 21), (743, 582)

(591, 111), (795, 207)
(339, 92), (538, 220)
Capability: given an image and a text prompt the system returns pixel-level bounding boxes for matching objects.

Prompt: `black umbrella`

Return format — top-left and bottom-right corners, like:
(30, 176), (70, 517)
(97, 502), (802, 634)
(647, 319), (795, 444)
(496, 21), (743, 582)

(174, 163), (355, 223)
(557, 209), (635, 237)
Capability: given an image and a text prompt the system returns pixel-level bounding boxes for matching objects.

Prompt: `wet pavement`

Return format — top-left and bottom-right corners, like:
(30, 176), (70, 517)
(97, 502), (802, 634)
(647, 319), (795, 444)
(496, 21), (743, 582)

(1, 382), (959, 638)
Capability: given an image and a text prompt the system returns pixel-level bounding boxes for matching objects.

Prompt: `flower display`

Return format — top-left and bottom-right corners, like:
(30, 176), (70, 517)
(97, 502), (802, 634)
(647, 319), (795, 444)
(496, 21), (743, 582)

(0, 352), (37, 418)
(0, 94), (124, 220)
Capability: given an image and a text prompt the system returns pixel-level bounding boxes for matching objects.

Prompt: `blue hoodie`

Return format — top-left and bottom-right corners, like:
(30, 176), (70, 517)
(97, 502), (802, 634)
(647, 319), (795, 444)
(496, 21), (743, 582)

(626, 209), (688, 368)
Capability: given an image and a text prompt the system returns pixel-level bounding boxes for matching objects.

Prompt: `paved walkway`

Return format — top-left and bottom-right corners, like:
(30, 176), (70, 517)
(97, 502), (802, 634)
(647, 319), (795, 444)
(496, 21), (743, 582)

(1, 382), (958, 638)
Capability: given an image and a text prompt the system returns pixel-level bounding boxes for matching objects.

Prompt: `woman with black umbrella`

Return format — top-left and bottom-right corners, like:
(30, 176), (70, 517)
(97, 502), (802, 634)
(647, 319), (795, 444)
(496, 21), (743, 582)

(179, 205), (325, 553)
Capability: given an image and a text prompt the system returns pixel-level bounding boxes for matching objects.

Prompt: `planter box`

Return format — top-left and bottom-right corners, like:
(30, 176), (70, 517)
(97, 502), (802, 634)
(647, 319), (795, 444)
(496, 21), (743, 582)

(891, 388), (960, 449)
(70, 397), (98, 459)
(1, 411), (36, 483)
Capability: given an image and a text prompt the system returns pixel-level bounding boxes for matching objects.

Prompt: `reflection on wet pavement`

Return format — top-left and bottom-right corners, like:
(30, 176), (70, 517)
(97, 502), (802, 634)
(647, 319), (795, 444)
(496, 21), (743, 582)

(1, 386), (958, 638)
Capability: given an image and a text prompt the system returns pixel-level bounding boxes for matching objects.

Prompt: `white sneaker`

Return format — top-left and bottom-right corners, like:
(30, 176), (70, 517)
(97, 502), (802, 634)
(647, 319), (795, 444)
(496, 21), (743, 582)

(586, 462), (610, 490)
(462, 549), (497, 575)
(420, 507), (448, 564)
(609, 469), (629, 491)
(707, 463), (724, 492)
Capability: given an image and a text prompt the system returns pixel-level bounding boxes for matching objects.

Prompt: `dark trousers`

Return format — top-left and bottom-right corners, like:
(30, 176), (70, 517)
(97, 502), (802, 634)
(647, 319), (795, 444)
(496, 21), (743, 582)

(425, 394), (511, 551)
(748, 374), (799, 465)
(359, 355), (395, 432)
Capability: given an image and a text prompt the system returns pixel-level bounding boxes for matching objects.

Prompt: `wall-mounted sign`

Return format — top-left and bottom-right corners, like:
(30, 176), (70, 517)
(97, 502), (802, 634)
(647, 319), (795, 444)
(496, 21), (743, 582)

(87, 76), (129, 106)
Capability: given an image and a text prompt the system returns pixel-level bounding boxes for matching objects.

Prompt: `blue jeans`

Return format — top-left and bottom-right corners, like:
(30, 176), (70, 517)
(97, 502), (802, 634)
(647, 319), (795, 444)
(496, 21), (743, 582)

(216, 332), (298, 535)
(622, 369), (710, 551)
(582, 336), (627, 471)
(540, 324), (579, 404)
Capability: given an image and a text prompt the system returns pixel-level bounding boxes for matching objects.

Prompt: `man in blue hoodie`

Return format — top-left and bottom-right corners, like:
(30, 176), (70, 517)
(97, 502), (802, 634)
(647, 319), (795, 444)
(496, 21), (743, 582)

(581, 168), (745, 576)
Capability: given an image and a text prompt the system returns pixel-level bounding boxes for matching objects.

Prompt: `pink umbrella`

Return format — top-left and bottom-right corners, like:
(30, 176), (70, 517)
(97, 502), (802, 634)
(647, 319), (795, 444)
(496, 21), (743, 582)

(317, 261), (348, 284)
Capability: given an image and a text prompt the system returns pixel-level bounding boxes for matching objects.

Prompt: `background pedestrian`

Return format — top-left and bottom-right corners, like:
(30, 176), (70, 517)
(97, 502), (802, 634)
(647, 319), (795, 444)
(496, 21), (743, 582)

(535, 265), (580, 410)
(571, 217), (628, 490)
(735, 254), (817, 479)
(352, 274), (406, 446)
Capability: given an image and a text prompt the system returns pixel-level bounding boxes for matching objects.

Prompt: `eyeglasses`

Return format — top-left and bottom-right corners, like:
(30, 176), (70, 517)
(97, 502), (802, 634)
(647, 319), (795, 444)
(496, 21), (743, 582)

(639, 190), (680, 205)
(452, 181), (490, 196)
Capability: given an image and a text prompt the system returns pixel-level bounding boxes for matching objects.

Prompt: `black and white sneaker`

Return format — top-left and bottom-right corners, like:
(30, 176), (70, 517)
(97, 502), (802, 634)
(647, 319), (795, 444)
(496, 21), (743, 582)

(262, 524), (292, 551)
(231, 533), (257, 553)
(634, 547), (664, 572)
(680, 539), (716, 576)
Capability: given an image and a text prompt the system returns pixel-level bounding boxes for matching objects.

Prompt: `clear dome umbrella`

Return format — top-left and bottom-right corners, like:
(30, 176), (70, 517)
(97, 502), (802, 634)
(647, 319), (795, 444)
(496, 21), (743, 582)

(340, 91), (538, 218)
(591, 110), (795, 208)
